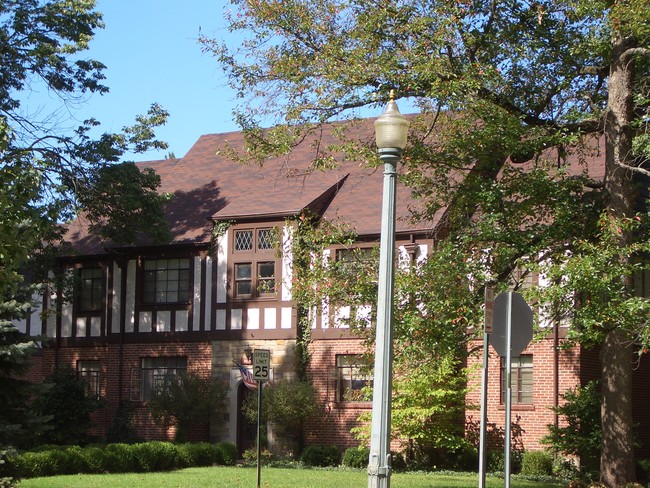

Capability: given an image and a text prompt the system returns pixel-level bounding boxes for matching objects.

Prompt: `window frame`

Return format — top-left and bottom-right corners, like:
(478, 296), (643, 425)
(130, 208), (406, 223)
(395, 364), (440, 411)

(231, 226), (278, 300)
(77, 360), (101, 399)
(140, 356), (188, 401)
(500, 354), (533, 405)
(336, 354), (373, 403)
(141, 257), (192, 306)
(76, 266), (104, 313)
(330, 246), (378, 328)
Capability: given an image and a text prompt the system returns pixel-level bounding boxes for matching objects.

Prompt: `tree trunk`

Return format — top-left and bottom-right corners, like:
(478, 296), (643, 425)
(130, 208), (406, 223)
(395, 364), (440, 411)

(600, 328), (635, 486)
(600, 34), (638, 487)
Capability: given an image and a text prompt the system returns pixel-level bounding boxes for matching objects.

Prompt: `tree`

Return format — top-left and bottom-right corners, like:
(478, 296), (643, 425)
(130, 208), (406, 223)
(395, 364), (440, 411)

(242, 379), (318, 455)
(31, 367), (102, 446)
(147, 373), (228, 442)
(204, 0), (649, 485)
(0, 0), (171, 451)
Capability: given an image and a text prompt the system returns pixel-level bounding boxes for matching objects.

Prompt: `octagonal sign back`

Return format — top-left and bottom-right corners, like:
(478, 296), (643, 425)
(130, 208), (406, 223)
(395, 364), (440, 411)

(490, 291), (533, 358)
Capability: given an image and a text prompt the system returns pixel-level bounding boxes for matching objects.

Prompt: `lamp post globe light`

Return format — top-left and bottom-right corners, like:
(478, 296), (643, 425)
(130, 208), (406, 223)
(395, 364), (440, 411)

(367, 91), (409, 488)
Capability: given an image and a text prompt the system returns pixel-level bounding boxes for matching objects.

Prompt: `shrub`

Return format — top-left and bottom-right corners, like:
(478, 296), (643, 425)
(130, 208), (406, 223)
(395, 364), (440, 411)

(78, 446), (107, 473)
(300, 445), (341, 467)
(637, 459), (650, 484)
(542, 381), (601, 474)
(147, 374), (227, 442)
(215, 442), (237, 466)
(521, 450), (554, 476)
(31, 367), (102, 447)
(107, 402), (140, 444)
(178, 443), (215, 467)
(0, 447), (18, 488)
(103, 443), (137, 473)
(16, 448), (85, 478)
(131, 442), (180, 472)
(487, 449), (522, 473)
(342, 446), (370, 468)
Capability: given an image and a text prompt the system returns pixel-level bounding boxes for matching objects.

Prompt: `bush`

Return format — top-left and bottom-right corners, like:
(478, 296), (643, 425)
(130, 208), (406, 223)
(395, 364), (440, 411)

(300, 445), (341, 467)
(215, 442), (237, 466)
(342, 446), (370, 469)
(31, 367), (102, 447)
(103, 443), (137, 473)
(78, 446), (107, 473)
(14, 441), (236, 478)
(131, 442), (180, 472)
(0, 448), (18, 488)
(637, 458), (650, 484)
(178, 443), (215, 467)
(106, 402), (140, 444)
(487, 449), (522, 473)
(521, 450), (554, 476)
(542, 381), (601, 474)
(15, 448), (85, 478)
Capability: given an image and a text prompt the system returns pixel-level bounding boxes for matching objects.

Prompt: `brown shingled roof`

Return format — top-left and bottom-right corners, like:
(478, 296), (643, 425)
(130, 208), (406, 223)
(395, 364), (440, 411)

(62, 121), (606, 255)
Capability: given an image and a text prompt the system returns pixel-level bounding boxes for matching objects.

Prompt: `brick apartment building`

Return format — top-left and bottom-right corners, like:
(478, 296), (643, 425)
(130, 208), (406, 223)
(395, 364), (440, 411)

(13, 123), (650, 458)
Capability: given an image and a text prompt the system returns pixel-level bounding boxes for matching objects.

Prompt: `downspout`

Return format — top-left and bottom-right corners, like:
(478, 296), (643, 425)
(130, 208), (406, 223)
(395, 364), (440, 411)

(553, 319), (560, 430)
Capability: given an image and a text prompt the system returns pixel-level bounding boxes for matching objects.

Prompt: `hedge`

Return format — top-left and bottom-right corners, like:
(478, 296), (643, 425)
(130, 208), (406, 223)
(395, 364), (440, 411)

(12, 441), (237, 478)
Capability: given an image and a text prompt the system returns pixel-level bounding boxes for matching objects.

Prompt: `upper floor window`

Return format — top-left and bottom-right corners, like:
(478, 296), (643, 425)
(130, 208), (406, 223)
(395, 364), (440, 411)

(140, 356), (187, 401)
(234, 261), (276, 297)
(77, 267), (104, 312)
(336, 354), (372, 402)
(77, 360), (101, 399)
(232, 227), (277, 299)
(501, 354), (533, 405)
(142, 258), (190, 305)
(234, 228), (275, 253)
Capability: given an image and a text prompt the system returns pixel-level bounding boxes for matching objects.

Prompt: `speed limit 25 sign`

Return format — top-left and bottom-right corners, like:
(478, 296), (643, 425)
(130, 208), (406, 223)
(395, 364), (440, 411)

(252, 349), (271, 382)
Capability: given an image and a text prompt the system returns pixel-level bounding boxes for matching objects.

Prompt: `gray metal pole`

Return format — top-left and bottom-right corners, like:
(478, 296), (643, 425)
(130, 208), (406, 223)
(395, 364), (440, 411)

(504, 291), (513, 488)
(257, 381), (262, 488)
(367, 148), (400, 488)
(478, 332), (489, 488)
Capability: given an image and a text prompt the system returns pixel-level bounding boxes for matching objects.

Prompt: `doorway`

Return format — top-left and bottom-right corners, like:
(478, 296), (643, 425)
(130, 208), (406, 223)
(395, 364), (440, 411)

(236, 382), (257, 458)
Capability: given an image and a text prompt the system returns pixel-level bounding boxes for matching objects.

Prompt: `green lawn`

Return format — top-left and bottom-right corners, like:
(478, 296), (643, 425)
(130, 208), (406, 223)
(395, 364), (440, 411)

(17, 466), (567, 488)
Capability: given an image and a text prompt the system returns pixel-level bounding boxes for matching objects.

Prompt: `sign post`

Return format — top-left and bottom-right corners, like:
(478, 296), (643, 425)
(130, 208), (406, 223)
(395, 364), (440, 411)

(478, 287), (494, 488)
(253, 349), (270, 488)
(490, 291), (533, 488)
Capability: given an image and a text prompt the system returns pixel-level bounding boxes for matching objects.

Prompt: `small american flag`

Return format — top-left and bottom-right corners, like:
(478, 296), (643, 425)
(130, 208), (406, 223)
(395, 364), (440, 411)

(235, 362), (258, 390)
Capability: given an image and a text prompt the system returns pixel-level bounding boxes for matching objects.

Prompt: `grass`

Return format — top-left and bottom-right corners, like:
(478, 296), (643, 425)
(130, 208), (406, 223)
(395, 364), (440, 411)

(17, 466), (568, 488)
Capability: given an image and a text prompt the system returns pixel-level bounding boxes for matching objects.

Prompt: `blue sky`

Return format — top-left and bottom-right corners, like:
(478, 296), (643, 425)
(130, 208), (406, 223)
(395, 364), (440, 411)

(77, 0), (240, 161)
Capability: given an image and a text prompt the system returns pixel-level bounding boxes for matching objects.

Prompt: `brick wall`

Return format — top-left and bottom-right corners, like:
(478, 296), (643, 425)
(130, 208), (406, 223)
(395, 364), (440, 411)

(35, 341), (214, 442)
(304, 338), (370, 450)
(465, 337), (583, 451)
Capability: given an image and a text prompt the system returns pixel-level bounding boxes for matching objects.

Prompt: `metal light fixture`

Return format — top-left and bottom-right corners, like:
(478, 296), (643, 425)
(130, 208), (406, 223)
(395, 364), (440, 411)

(367, 90), (408, 488)
(244, 347), (253, 362)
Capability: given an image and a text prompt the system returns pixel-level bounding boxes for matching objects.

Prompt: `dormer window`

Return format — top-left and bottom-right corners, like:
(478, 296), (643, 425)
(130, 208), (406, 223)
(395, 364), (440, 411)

(232, 226), (278, 299)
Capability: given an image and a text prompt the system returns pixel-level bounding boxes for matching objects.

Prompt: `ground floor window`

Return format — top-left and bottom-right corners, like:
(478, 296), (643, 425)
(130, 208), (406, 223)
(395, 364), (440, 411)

(141, 356), (187, 401)
(336, 354), (372, 402)
(77, 360), (101, 398)
(500, 354), (533, 404)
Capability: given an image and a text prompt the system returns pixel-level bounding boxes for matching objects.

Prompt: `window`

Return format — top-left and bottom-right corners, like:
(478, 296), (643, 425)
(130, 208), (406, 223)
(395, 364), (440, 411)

(143, 258), (190, 305)
(141, 356), (187, 401)
(77, 267), (103, 312)
(233, 227), (277, 298)
(336, 355), (372, 402)
(501, 355), (533, 404)
(332, 248), (377, 328)
(77, 360), (100, 398)
(234, 228), (275, 253)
